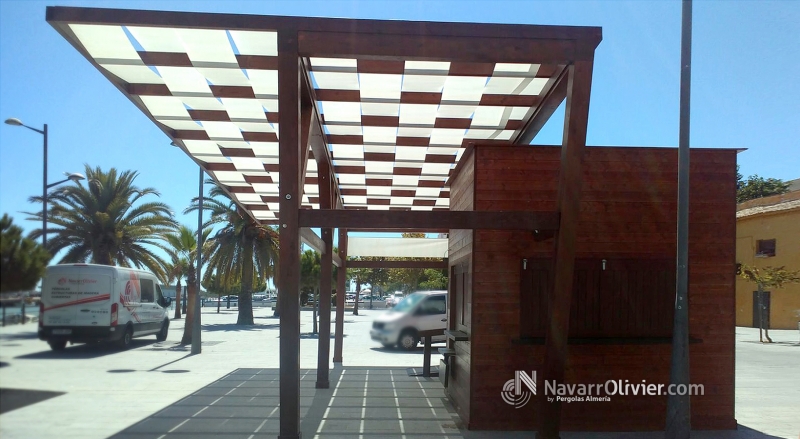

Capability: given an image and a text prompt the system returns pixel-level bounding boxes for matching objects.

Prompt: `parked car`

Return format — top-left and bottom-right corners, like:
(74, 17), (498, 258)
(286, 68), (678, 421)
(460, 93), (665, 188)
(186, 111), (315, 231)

(38, 264), (172, 350)
(385, 292), (405, 307)
(370, 290), (447, 350)
(217, 295), (238, 306)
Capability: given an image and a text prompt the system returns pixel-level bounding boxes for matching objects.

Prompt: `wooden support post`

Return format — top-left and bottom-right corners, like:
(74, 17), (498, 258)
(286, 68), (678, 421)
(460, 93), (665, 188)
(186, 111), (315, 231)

(316, 163), (334, 388)
(278, 29), (302, 439)
(423, 336), (432, 377)
(333, 228), (347, 363)
(538, 59), (593, 439)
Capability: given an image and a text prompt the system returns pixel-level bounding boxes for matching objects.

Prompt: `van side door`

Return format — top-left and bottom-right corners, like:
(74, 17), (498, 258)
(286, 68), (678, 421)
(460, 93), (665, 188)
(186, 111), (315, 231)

(415, 294), (448, 332)
(137, 278), (161, 334)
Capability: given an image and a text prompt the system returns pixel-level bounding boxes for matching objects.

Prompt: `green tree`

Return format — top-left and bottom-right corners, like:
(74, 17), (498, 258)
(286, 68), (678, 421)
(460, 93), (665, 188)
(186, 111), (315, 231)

(419, 268), (448, 290)
(0, 214), (51, 292)
(347, 256), (389, 315)
(25, 165), (176, 279)
(739, 264), (800, 343)
(300, 249), (321, 305)
(165, 225), (211, 344)
(736, 166), (790, 203)
(190, 182), (279, 325)
(385, 233), (447, 293)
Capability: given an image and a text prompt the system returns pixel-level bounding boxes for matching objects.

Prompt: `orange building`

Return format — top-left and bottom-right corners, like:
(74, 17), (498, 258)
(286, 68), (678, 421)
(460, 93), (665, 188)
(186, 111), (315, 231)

(735, 187), (800, 329)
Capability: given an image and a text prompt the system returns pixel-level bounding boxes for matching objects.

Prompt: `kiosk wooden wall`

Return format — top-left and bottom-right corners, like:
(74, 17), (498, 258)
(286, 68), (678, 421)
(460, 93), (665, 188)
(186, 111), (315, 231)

(447, 145), (737, 431)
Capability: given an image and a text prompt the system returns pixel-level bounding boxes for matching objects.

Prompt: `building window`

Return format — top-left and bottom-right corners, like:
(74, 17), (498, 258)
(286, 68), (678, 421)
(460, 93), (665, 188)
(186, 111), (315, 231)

(756, 239), (776, 257)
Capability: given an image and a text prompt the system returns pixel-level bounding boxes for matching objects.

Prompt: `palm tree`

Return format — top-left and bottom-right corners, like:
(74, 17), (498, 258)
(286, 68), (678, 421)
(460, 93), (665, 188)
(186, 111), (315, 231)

(164, 253), (192, 319)
(25, 165), (176, 278)
(188, 181), (279, 325)
(165, 225), (211, 344)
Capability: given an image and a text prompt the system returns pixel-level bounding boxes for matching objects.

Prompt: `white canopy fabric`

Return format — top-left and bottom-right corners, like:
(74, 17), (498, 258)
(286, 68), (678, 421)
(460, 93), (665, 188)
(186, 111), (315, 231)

(347, 237), (448, 258)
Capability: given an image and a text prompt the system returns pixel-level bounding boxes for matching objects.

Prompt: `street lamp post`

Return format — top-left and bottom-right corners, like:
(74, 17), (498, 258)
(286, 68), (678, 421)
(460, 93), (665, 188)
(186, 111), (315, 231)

(5, 118), (84, 249)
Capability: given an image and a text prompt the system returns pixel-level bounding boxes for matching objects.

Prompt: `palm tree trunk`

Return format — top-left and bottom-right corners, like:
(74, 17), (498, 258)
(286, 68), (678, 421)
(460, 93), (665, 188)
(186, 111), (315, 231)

(238, 236), (255, 325)
(181, 270), (196, 344)
(174, 281), (182, 319)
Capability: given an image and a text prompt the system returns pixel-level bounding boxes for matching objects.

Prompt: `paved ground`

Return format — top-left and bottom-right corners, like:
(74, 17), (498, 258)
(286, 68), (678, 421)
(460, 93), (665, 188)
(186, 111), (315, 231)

(0, 307), (798, 438)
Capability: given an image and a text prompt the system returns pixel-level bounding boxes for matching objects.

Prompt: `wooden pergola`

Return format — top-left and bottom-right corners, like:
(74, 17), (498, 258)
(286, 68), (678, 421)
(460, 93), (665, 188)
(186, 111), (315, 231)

(47, 7), (601, 438)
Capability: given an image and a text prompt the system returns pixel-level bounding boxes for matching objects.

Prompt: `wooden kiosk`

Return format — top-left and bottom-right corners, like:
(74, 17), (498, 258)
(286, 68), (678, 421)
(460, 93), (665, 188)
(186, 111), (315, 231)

(446, 144), (737, 430)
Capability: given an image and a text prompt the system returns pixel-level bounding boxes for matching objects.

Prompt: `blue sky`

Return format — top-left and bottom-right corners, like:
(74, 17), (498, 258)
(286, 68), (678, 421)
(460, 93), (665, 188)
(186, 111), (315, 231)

(1, 0), (798, 252)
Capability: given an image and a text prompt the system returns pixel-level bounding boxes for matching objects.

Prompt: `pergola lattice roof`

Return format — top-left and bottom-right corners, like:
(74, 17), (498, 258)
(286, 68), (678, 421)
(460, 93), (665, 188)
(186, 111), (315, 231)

(48, 8), (603, 439)
(48, 8), (600, 222)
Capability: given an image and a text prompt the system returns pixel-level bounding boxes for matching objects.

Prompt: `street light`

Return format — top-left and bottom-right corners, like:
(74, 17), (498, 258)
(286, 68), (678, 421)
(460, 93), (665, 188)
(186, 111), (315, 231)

(4, 118), (84, 249)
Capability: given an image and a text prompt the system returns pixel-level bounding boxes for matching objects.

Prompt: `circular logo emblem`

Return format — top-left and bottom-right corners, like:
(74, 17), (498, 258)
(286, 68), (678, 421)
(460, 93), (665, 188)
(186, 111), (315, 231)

(501, 378), (532, 408)
(123, 281), (135, 304)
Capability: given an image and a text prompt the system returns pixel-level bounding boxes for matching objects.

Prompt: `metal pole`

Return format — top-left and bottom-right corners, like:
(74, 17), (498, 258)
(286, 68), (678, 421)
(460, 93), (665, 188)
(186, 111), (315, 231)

(42, 124), (48, 249)
(191, 167), (203, 355)
(666, 1), (692, 438)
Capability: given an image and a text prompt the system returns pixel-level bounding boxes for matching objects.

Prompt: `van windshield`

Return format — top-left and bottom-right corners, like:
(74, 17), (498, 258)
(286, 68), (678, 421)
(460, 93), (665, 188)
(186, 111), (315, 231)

(393, 293), (425, 313)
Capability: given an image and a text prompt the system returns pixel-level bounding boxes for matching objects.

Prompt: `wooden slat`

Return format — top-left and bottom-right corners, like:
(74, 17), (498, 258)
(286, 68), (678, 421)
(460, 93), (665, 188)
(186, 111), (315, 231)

(298, 210), (559, 231)
(347, 259), (447, 269)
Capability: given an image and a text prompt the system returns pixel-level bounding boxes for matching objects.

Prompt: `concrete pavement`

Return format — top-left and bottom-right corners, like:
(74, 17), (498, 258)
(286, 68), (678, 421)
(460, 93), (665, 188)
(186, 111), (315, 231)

(1, 306), (798, 438)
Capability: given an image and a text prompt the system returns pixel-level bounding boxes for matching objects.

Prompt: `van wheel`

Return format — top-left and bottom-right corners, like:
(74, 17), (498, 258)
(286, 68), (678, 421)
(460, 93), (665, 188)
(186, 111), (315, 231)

(48, 340), (67, 351)
(398, 329), (419, 351)
(156, 320), (169, 341)
(117, 326), (133, 350)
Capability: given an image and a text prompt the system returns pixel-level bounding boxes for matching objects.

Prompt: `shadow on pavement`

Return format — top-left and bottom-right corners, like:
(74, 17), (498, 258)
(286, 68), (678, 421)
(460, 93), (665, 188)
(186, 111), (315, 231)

(201, 323), (279, 332)
(299, 332), (342, 339)
(0, 332), (40, 341)
(107, 364), (789, 439)
(106, 365), (781, 439)
(0, 388), (65, 414)
(14, 339), (157, 360)
(369, 345), (446, 355)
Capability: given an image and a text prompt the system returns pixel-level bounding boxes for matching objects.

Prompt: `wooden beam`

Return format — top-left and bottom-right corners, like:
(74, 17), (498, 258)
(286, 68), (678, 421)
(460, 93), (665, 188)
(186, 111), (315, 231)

(277, 29), (302, 439)
(316, 226), (333, 389)
(349, 229), (449, 234)
(299, 96), (313, 189)
(299, 210), (559, 231)
(47, 6), (602, 44)
(514, 66), (569, 144)
(299, 31), (586, 64)
(299, 228), (342, 267)
(538, 59), (594, 439)
(333, 228), (347, 363)
(316, 153), (334, 389)
(301, 60), (344, 210)
(347, 260), (448, 269)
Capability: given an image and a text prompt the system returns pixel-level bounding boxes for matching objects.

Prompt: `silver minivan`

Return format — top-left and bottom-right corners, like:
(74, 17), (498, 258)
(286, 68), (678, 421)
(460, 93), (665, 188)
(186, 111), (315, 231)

(370, 290), (447, 350)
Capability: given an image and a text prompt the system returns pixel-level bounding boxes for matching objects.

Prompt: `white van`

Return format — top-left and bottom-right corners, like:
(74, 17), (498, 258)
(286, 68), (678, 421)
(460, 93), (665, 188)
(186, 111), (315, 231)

(38, 264), (172, 351)
(370, 290), (447, 350)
